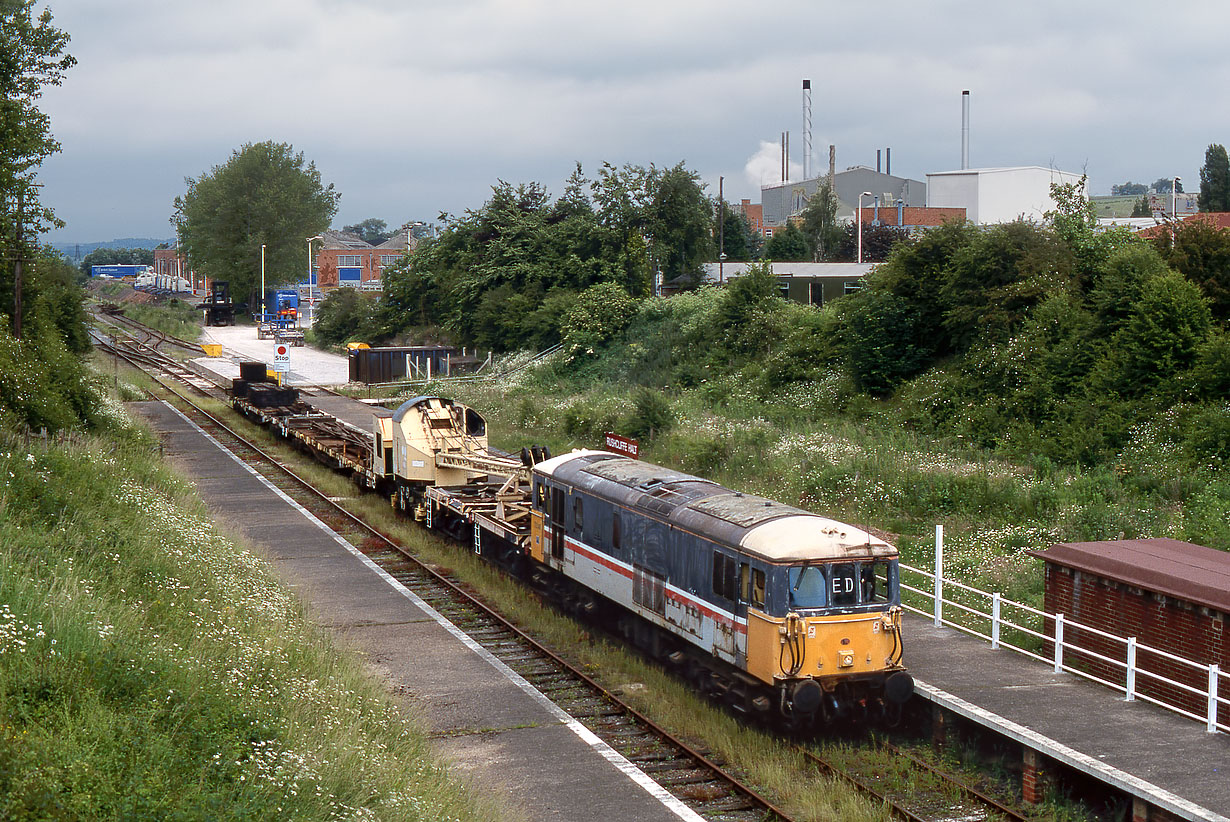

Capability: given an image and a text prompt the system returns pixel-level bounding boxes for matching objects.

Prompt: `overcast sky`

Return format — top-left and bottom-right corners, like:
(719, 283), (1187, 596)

(34, 0), (1229, 243)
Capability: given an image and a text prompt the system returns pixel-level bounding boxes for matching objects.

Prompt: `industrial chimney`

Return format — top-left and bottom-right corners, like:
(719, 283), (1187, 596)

(961, 90), (970, 170)
(803, 79), (812, 180)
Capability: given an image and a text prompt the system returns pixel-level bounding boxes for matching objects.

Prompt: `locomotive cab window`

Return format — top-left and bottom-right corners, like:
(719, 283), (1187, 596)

(612, 513), (621, 551)
(861, 561), (891, 603)
(573, 496), (583, 533)
(788, 565), (827, 609)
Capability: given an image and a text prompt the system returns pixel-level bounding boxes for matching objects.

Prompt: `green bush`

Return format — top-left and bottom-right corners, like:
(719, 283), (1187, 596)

(1182, 403), (1230, 468)
(311, 288), (380, 348)
(623, 388), (675, 440)
(561, 281), (638, 358)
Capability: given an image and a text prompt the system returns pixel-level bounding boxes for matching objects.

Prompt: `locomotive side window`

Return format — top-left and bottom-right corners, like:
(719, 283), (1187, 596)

(573, 496), (583, 533)
(612, 513), (621, 551)
(740, 563), (765, 608)
(550, 488), (565, 559)
(788, 566), (827, 608)
(712, 553), (737, 602)
(830, 563), (858, 607)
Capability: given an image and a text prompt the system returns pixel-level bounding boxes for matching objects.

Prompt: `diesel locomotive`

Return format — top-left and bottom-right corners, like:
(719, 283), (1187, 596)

(524, 449), (912, 726)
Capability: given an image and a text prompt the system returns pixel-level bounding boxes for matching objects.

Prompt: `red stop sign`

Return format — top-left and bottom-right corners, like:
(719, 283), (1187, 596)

(277, 345), (288, 355)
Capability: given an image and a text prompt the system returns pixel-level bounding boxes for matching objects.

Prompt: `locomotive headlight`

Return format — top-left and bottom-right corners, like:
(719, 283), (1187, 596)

(838, 651), (854, 668)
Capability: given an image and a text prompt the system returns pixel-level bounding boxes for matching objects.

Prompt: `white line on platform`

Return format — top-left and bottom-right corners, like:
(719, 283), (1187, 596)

(913, 681), (1230, 822)
(164, 401), (707, 822)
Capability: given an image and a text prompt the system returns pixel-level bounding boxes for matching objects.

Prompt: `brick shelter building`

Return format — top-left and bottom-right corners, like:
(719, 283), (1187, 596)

(1030, 538), (1230, 722)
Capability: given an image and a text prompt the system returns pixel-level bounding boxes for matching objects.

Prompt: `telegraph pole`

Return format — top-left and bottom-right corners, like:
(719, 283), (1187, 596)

(718, 176), (725, 284)
(14, 189), (24, 339)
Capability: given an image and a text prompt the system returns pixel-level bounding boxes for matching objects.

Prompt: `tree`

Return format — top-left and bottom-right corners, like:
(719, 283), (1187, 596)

(1198, 144), (1230, 213)
(0, 1), (75, 335)
(1109, 271), (1212, 397)
(798, 181), (842, 261)
(173, 141), (338, 308)
(1112, 182), (1148, 197)
(940, 221), (1075, 352)
(763, 223), (810, 261)
(341, 218), (391, 245)
(312, 287), (378, 347)
(561, 281), (638, 355)
(0, 1), (74, 231)
(1154, 216), (1230, 323)
(835, 222), (907, 263)
(1131, 195), (1152, 217)
(716, 207), (755, 262)
(1153, 177), (1183, 194)
(643, 162), (714, 289)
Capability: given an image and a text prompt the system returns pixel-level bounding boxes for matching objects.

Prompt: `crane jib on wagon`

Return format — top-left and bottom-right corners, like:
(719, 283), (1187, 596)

(231, 386), (913, 730)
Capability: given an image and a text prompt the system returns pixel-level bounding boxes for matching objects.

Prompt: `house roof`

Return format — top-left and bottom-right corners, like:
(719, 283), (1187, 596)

(320, 229), (372, 250)
(1029, 538), (1230, 614)
(1137, 212), (1230, 239)
(701, 261), (876, 282)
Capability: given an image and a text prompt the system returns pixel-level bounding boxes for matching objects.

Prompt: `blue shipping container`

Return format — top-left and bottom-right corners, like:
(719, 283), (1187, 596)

(91, 264), (150, 278)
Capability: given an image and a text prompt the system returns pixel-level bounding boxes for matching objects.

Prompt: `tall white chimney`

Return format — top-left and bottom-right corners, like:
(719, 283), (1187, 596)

(803, 79), (812, 180)
(961, 90), (970, 170)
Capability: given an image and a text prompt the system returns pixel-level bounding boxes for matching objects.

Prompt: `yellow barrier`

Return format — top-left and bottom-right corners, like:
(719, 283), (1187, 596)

(200, 344), (223, 357)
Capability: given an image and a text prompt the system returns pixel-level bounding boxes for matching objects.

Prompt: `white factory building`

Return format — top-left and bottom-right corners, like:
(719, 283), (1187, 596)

(926, 166), (1084, 225)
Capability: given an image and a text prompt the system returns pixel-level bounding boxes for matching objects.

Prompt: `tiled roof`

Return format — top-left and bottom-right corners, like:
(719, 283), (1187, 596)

(1137, 212), (1230, 239)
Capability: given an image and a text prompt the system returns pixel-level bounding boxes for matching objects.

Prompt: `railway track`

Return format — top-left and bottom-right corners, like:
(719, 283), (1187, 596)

(799, 740), (1028, 822)
(91, 309), (347, 400)
(106, 347), (792, 821)
(96, 318), (1046, 822)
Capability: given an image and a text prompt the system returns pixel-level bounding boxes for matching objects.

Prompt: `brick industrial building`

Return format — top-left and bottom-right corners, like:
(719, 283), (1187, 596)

(312, 227), (415, 289)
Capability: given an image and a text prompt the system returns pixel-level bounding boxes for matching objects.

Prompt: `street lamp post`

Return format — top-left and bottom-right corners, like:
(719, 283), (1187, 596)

(260, 244), (266, 319)
(857, 191), (872, 264)
(1172, 177), (1181, 249)
(306, 235), (323, 326)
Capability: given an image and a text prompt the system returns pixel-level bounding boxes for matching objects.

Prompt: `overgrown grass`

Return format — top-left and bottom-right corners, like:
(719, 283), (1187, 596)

(416, 353), (1229, 615)
(120, 298), (204, 342)
(0, 391), (504, 821)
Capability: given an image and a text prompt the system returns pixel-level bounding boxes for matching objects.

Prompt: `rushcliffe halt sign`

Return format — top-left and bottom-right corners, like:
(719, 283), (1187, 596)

(604, 432), (639, 459)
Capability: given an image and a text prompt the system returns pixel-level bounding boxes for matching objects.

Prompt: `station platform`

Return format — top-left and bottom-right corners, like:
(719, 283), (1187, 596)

(905, 614), (1230, 821)
(129, 400), (704, 822)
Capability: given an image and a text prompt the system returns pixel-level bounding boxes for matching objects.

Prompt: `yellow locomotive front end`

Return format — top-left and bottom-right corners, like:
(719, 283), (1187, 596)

(740, 550), (912, 722)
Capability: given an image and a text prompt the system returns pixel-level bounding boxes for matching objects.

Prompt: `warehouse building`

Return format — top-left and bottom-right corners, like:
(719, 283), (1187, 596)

(926, 166), (1082, 225)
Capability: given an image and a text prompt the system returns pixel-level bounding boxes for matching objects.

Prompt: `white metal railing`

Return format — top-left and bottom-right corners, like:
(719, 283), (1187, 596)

(901, 524), (1227, 734)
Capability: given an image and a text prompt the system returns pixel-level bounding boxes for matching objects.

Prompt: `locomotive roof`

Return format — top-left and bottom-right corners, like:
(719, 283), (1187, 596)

(534, 450), (896, 563)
